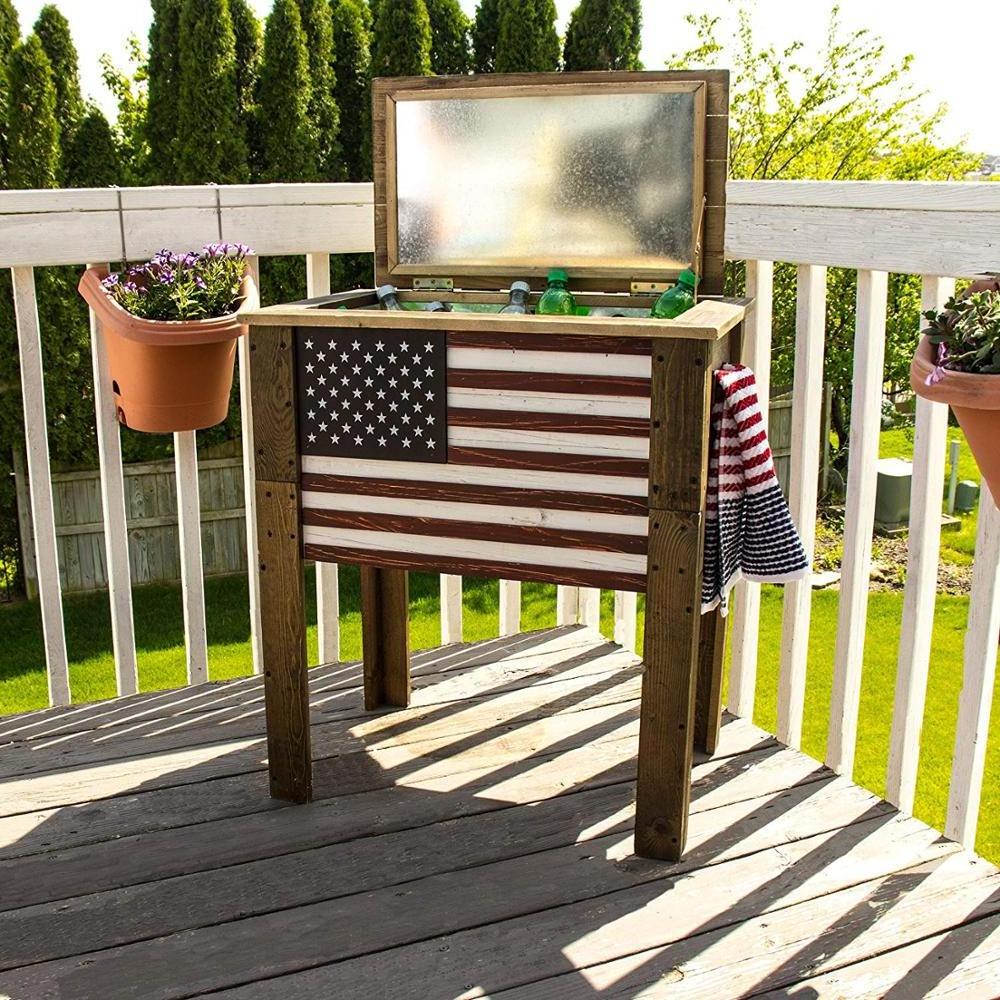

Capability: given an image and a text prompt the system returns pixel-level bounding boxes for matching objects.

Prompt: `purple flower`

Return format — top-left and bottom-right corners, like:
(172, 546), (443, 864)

(157, 267), (175, 285)
(195, 276), (207, 290)
(926, 342), (948, 386)
(102, 273), (120, 288)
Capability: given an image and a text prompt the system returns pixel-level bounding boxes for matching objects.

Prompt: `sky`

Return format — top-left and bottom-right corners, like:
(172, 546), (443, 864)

(10, 0), (999, 155)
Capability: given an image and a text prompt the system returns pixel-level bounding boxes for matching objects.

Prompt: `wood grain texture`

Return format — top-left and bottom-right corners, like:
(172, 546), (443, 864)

(301, 474), (648, 516)
(248, 324), (298, 483)
(695, 607), (727, 755)
(255, 480), (311, 802)
(447, 408), (650, 437)
(361, 566), (410, 709)
(447, 330), (653, 355)
(448, 369), (651, 397)
(449, 446), (648, 478)
(635, 510), (704, 860)
(307, 543), (646, 593)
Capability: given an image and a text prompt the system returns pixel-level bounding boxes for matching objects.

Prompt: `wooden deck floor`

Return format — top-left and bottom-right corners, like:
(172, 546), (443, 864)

(1, 626), (998, 999)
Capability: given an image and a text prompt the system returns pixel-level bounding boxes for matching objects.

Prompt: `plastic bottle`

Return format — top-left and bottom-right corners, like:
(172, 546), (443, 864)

(425, 300), (451, 312)
(535, 269), (577, 316)
(650, 269), (698, 319)
(376, 284), (404, 310)
(499, 280), (531, 314)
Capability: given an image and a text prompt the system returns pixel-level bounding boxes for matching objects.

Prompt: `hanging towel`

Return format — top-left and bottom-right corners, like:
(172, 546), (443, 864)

(701, 364), (810, 615)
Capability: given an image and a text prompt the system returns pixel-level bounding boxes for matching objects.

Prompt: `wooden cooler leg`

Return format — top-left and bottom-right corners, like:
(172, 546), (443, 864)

(249, 324), (312, 803)
(695, 606), (727, 755)
(635, 334), (730, 860)
(361, 567), (411, 709)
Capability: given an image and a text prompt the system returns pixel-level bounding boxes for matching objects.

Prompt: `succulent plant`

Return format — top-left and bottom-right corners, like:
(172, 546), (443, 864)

(922, 288), (1000, 384)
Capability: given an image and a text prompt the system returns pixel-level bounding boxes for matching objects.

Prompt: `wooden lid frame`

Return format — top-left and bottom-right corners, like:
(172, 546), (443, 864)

(373, 70), (730, 296)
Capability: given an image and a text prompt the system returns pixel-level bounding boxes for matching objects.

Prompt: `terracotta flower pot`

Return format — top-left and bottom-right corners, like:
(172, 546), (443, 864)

(911, 335), (1000, 508)
(79, 267), (252, 434)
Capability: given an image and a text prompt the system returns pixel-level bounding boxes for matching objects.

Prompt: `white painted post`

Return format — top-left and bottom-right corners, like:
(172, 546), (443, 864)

(886, 276), (954, 813)
(728, 258), (774, 719)
(440, 574), (463, 644)
(578, 587), (601, 630)
(305, 252), (340, 664)
(11, 266), (70, 706)
(556, 585), (580, 626)
(240, 255), (263, 675)
(777, 264), (827, 749)
(613, 590), (637, 653)
(87, 263), (138, 697)
(499, 579), (521, 636)
(826, 269), (888, 777)
(945, 486), (1000, 849)
(174, 430), (209, 685)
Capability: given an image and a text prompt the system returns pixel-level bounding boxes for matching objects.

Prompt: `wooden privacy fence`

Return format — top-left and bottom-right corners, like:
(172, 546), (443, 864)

(14, 450), (247, 595)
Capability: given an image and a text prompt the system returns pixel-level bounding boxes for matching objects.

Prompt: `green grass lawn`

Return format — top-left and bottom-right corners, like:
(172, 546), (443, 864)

(2, 569), (997, 863)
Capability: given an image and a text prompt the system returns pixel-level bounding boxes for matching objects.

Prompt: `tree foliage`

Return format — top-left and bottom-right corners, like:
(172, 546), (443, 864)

(100, 36), (149, 185)
(425, 0), (472, 76)
(146, 0), (181, 182)
(0, 0), (19, 183)
(563, 0), (641, 71)
(230, 0), (262, 172)
(330, 0), (372, 181)
(175, 0), (249, 184)
(472, 0), (500, 73)
(669, 5), (980, 454)
(296, 0), (341, 177)
(63, 106), (122, 187)
(6, 35), (59, 189)
(371, 0), (432, 77)
(257, 0), (318, 182)
(34, 4), (85, 158)
(495, 0), (560, 73)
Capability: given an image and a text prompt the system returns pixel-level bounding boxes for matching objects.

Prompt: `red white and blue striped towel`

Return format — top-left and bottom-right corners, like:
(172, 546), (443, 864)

(701, 364), (810, 615)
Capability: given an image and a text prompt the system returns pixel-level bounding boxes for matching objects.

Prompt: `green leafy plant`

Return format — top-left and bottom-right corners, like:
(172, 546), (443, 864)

(101, 244), (252, 322)
(923, 289), (1000, 383)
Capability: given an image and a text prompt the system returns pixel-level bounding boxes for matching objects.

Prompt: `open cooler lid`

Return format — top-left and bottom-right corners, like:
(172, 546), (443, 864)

(372, 71), (727, 294)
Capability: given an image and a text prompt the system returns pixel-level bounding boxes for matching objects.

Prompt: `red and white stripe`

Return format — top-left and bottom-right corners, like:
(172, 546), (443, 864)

(302, 331), (652, 591)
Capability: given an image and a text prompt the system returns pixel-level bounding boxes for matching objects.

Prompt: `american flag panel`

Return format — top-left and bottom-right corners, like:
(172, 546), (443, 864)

(297, 327), (652, 592)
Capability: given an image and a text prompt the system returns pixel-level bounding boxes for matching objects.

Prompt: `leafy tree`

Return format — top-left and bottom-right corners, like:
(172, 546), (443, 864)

(100, 37), (149, 185)
(472, 0), (500, 72)
(257, 0), (318, 182)
(425, 0), (472, 76)
(6, 36), (59, 189)
(371, 0), (432, 77)
(175, 0), (249, 184)
(296, 0), (341, 177)
(670, 6), (980, 455)
(0, 0), (19, 181)
(146, 0), (181, 182)
(63, 107), (122, 187)
(563, 0), (641, 71)
(33, 5), (85, 156)
(330, 0), (372, 181)
(495, 0), (560, 73)
(231, 0), (262, 171)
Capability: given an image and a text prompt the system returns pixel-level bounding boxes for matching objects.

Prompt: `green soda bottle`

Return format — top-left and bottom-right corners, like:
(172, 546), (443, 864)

(650, 269), (698, 319)
(536, 268), (576, 315)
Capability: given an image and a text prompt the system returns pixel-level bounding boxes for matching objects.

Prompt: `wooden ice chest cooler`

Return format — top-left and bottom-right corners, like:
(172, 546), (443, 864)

(241, 70), (746, 860)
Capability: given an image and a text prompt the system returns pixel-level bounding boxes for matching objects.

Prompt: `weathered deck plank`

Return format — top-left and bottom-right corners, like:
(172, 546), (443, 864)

(0, 627), (995, 1000)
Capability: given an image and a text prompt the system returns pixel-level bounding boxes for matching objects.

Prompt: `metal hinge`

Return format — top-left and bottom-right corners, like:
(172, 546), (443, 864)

(630, 280), (671, 295)
(412, 277), (454, 291)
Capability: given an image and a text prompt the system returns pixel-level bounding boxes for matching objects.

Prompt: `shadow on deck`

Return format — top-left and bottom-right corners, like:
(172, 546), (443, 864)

(0, 626), (998, 998)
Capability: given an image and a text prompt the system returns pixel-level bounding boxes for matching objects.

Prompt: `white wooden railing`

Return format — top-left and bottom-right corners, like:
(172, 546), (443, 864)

(2, 179), (999, 852)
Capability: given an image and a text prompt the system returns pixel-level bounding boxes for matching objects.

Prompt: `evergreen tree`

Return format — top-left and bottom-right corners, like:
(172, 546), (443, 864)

(0, 0), (20, 181)
(33, 5), (85, 153)
(146, 0), (182, 182)
(371, 0), (432, 77)
(175, 0), (249, 184)
(63, 107), (122, 187)
(257, 0), (318, 182)
(330, 0), (372, 181)
(563, 0), (641, 71)
(425, 0), (471, 76)
(495, 0), (560, 73)
(231, 0), (262, 144)
(472, 0), (500, 72)
(6, 36), (59, 189)
(296, 0), (341, 177)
